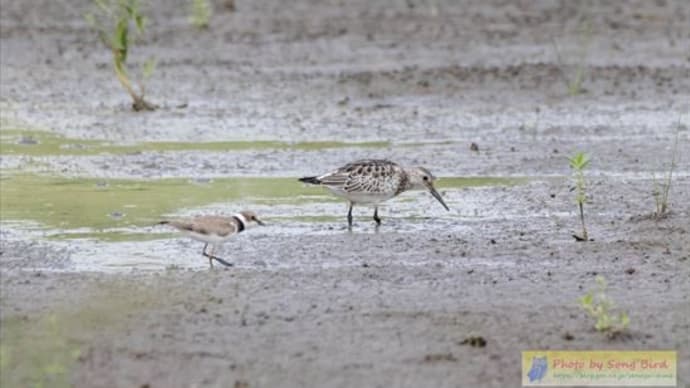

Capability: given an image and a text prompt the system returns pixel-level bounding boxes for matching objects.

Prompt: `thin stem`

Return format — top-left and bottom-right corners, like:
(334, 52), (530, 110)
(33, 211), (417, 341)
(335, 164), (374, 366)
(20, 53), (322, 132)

(112, 48), (138, 102)
(660, 127), (680, 215)
(579, 202), (588, 241)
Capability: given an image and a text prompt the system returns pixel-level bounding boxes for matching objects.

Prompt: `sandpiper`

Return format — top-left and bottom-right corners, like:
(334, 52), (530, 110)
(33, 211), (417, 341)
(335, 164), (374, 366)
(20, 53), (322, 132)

(159, 210), (264, 268)
(299, 159), (449, 228)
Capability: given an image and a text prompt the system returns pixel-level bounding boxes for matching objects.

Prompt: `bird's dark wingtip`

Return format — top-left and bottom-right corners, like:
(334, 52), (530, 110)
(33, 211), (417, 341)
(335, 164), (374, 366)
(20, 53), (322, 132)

(298, 176), (321, 184)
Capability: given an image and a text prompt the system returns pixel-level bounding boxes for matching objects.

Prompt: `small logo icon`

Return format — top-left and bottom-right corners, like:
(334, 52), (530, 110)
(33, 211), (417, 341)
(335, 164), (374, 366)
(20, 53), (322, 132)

(527, 356), (548, 383)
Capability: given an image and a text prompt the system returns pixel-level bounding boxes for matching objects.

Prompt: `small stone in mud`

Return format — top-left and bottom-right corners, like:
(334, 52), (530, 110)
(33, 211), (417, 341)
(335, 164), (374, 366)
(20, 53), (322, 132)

(423, 353), (457, 362)
(60, 143), (87, 150)
(490, 239), (496, 244)
(459, 336), (487, 347)
(17, 136), (38, 145)
(562, 332), (575, 341)
(190, 177), (213, 185)
(109, 211), (125, 219)
(625, 268), (636, 275)
(470, 142), (479, 152)
(361, 262), (370, 268)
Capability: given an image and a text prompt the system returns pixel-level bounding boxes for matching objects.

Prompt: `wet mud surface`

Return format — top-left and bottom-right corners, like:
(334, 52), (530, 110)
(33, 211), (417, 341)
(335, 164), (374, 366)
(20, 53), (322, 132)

(1, 0), (689, 387)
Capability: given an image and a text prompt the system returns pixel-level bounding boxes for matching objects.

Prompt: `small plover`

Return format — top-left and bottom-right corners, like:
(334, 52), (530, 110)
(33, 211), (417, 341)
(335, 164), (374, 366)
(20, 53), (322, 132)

(159, 211), (264, 268)
(299, 159), (449, 228)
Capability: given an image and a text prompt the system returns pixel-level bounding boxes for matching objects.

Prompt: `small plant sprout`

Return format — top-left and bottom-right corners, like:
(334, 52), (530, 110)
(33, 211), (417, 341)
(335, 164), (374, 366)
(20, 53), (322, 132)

(569, 152), (590, 241)
(190, 0), (212, 29)
(652, 118), (682, 219)
(86, 0), (157, 111)
(578, 276), (630, 337)
(552, 20), (593, 96)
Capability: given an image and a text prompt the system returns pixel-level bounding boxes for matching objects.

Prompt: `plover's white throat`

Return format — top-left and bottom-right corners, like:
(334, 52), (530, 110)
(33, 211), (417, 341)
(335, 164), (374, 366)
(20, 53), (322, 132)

(299, 159), (449, 228)
(159, 210), (264, 268)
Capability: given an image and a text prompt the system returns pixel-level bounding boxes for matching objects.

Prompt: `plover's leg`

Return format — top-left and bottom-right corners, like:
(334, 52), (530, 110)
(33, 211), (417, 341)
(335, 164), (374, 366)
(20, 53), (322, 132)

(373, 207), (381, 226)
(203, 244), (234, 267)
(347, 202), (353, 229)
(211, 255), (235, 267)
(202, 243), (214, 268)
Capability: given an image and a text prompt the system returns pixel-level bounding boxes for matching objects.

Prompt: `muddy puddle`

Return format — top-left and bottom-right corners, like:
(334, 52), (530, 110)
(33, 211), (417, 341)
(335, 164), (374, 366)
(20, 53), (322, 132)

(0, 123), (536, 273)
(1, 166), (527, 272)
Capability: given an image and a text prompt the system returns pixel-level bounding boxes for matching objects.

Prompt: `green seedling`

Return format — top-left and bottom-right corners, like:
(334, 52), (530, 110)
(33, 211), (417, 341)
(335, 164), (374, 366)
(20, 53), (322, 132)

(85, 0), (157, 111)
(652, 119), (682, 219)
(569, 152), (590, 241)
(552, 20), (592, 96)
(190, 0), (212, 29)
(578, 276), (630, 336)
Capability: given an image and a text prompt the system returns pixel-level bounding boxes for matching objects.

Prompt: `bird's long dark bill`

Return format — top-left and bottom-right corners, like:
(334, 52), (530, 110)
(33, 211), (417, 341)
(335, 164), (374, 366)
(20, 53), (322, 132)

(429, 186), (450, 211)
(255, 218), (265, 226)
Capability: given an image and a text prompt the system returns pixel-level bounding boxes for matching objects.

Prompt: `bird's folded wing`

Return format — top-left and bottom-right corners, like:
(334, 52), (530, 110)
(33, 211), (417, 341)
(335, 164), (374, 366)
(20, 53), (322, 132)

(168, 216), (237, 236)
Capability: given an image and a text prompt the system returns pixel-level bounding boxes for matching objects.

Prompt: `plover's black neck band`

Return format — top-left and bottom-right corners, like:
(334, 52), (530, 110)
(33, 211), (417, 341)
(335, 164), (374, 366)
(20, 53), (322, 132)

(232, 214), (246, 233)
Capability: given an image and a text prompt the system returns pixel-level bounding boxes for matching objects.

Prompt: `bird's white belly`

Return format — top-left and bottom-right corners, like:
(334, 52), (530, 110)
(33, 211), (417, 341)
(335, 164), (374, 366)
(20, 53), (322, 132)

(328, 187), (396, 205)
(183, 231), (231, 244)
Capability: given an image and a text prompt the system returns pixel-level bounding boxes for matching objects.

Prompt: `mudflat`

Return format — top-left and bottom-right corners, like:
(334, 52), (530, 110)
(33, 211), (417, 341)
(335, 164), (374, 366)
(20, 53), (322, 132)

(1, 0), (688, 387)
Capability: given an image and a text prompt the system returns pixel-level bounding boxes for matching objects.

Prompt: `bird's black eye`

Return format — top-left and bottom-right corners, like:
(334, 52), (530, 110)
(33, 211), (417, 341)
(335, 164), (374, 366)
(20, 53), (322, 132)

(423, 176), (429, 181)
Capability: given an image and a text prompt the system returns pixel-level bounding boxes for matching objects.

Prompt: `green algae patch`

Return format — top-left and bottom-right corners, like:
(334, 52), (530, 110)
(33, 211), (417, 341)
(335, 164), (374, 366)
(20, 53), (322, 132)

(1, 129), (107, 156)
(0, 129), (389, 156)
(0, 174), (332, 231)
(0, 278), (161, 388)
(0, 315), (82, 388)
(47, 231), (178, 242)
(436, 176), (528, 189)
(0, 174), (527, 236)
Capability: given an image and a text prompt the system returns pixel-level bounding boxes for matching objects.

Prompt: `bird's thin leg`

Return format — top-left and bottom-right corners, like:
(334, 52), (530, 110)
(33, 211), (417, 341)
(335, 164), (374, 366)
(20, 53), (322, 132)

(202, 243), (214, 268)
(212, 255), (235, 267)
(202, 244), (234, 267)
(373, 206), (381, 226)
(347, 202), (353, 230)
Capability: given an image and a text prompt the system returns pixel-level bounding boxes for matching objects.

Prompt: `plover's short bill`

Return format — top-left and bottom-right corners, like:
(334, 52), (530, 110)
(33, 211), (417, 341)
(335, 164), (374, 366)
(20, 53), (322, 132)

(299, 159), (449, 228)
(159, 210), (264, 268)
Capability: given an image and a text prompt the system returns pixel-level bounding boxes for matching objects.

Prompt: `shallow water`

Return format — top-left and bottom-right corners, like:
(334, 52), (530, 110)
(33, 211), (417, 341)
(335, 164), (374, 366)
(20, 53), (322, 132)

(1, 127), (391, 156)
(0, 171), (527, 272)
